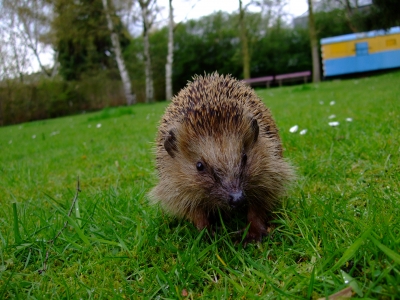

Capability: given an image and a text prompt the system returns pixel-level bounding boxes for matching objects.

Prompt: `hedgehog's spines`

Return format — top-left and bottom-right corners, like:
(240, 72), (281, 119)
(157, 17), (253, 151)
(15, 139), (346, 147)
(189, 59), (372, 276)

(151, 73), (294, 243)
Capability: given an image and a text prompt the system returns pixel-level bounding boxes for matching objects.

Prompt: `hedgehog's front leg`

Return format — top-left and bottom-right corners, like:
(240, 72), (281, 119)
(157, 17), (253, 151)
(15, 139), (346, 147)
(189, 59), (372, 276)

(190, 208), (211, 231)
(244, 206), (269, 243)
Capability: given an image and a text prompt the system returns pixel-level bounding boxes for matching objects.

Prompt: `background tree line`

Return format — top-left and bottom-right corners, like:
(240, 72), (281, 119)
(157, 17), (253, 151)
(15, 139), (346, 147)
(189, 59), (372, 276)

(0, 0), (398, 125)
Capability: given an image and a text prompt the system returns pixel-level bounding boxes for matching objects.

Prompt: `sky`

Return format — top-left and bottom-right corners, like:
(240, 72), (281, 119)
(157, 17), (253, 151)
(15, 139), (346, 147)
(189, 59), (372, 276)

(157, 0), (309, 24)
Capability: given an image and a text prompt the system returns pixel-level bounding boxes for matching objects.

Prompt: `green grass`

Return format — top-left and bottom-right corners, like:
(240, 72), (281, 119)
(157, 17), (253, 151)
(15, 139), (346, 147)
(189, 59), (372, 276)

(0, 71), (399, 299)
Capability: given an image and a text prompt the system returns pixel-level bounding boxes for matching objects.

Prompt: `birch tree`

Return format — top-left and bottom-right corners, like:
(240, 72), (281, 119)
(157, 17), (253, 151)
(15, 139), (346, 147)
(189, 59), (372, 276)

(53, 0), (128, 81)
(238, 0), (287, 80)
(239, 0), (251, 79)
(139, 0), (156, 103)
(165, 0), (174, 100)
(2, 0), (54, 77)
(102, 0), (136, 105)
(307, 0), (321, 83)
(0, 23), (29, 82)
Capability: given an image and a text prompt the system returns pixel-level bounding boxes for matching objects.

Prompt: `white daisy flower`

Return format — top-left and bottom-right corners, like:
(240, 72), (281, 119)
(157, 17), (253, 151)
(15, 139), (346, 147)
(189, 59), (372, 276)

(289, 125), (299, 133)
(300, 129), (307, 135)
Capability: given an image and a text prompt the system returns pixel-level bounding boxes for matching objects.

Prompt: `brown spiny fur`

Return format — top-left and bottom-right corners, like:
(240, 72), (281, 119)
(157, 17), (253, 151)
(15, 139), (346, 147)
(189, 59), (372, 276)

(150, 73), (294, 242)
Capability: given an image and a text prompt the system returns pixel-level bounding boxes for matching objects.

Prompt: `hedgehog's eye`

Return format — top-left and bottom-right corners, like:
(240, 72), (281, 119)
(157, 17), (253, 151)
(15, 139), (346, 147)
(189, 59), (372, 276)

(196, 162), (205, 172)
(242, 153), (247, 166)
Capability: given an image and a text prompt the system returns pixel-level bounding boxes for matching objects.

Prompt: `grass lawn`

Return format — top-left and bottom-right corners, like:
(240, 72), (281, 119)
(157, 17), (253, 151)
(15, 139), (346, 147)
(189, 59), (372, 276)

(0, 71), (399, 299)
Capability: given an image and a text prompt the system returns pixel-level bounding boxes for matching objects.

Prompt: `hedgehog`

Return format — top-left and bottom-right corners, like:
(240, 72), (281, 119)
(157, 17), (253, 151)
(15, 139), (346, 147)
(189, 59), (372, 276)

(150, 73), (294, 243)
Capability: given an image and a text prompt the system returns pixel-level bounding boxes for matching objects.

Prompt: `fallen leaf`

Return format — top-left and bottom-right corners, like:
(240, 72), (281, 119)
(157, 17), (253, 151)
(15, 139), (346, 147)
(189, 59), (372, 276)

(181, 289), (188, 297)
(317, 286), (353, 300)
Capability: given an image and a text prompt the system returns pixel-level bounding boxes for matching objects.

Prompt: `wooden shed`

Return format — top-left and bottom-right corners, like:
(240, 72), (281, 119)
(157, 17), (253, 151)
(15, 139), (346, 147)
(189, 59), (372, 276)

(321, 27), (400, 77)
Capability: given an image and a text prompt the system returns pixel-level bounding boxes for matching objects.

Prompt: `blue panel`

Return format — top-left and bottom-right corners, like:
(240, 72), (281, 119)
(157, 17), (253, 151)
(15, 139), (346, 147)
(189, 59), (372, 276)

(324, 58), (357, 76)
(323, 49), (400, 76)
(381, 49), (400, 67)
(356, 54), (380, 72)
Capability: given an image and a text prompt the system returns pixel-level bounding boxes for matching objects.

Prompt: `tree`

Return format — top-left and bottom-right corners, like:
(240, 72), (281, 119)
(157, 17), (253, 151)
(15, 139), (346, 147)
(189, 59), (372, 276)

(138, 0), (156, 103)
(367, 0), (400, 29)
(53, 0), (130, 81)
(239, 0), (251, 79)
(307, 0), (320, 83)
(237, 0), (288, 79)
(314, 8), (353, 38)
(320, 0), (400, 32)
(172, 12), (242, 89)
(1, 0), (54, 78)
(165, 0), (174, 100)
(334, 0), (360, 32)
(0, 7), (29, 81)
(102, 0), (135, 105)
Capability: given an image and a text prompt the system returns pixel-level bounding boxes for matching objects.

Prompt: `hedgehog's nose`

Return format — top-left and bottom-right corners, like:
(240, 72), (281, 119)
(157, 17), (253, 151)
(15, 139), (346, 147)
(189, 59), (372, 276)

(229, 191), (244, 208)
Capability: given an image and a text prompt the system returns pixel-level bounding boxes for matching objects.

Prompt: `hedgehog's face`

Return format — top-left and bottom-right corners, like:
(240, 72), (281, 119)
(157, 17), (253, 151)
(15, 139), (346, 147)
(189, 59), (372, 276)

(163, 115), (259, 210)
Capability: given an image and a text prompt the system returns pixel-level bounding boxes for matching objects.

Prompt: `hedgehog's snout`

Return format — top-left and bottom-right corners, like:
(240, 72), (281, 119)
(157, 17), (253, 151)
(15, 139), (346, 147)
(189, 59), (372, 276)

(228, 190), (244, 208)
(222, 175), (245, 208)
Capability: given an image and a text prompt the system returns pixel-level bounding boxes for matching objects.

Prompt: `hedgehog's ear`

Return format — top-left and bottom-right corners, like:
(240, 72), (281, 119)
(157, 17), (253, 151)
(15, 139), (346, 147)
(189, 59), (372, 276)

(164, 128), (178, 158)
(244, 116), (259, 149)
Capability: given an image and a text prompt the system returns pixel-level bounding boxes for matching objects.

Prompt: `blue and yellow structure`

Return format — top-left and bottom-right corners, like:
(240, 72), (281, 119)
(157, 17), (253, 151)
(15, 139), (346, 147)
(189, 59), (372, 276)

(321, 26), (400, 77)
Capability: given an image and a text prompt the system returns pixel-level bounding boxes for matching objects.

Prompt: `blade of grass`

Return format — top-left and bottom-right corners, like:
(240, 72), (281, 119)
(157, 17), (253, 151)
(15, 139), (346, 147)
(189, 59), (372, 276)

(0, 270), (15, 299)
(330, 227), (372, 272)
(155, 266), (176, 297)
(210, 265), (244, 293)
(12, 203), (22, 244)
(59, 213), (90, 246)
(307, 266), (316, 299)
(74, 194), (81, 227)
(370, 236), (400, 264)
(269, 282), (304, 299)
(89, 237), (122, 247)
(340, 270), (363, 297)
(112, 232), (130, 252)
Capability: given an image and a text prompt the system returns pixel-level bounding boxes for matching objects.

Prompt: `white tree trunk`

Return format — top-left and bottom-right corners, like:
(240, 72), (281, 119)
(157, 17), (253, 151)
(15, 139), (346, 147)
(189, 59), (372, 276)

(102, 0), (135, 105)
(20, 17), (51, 77)
(165, 0), (174, 101)
(140, 1), (154, 103)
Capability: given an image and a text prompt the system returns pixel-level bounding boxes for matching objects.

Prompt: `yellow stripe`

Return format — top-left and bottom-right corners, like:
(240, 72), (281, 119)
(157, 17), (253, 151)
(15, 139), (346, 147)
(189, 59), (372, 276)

(322, 33), (400, 59)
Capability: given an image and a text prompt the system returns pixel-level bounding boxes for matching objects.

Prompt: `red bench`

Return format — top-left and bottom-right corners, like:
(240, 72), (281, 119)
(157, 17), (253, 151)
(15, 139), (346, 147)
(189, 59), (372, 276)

(275, 71), (311, 86)
(242, 76), (274, 88)
(242, 71), (311, 88)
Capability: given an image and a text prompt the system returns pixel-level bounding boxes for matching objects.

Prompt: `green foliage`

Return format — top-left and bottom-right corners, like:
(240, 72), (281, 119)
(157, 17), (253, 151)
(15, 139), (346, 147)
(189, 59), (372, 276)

(169, 11), (315, 94)
(0, 73), (126, 125)
(173, 12), (242, 91)
(315, 9), (353, 38)
(363, 0), (400, 30)
(123, 28), (168, 103)
(252, 26), (311, 76)
(123, 36), (146, 101)
(149, 28), (168, 100)
(0, 71), (399, 298)
(53, 0), (131, 81)
(3, 2), (397, 121)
